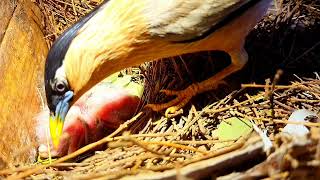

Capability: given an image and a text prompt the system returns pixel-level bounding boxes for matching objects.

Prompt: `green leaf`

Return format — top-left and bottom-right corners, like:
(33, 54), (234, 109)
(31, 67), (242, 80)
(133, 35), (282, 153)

(217, 117), (253, 141)
(214, 117), (252, 149)
(124, 82), (144, 98)
(112, 75), (132, 87)
(104, 73), (144, 98)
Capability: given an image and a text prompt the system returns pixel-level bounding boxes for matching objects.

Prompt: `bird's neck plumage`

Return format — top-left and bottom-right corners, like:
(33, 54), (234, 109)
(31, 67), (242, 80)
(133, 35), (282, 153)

(64, 0), (151, 99)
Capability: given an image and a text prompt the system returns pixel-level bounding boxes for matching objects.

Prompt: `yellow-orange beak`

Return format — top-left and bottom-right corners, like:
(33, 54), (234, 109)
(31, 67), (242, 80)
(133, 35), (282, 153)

(49, 91), (73, 148)
(49, 114), (65, 148)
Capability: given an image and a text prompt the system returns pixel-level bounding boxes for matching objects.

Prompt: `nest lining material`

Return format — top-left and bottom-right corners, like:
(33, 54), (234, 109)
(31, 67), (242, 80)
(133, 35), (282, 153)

(3, 76), (320, 179)
(2, 0), (319, 179)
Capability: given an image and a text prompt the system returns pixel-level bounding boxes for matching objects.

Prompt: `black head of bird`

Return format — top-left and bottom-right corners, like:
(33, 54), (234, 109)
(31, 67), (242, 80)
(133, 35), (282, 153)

(45, 0), (271, 147)
(44, 1), (110, 147)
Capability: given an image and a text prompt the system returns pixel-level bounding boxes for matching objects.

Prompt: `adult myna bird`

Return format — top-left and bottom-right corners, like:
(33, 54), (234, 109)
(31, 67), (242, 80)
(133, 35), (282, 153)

(45, 0), (272, 147)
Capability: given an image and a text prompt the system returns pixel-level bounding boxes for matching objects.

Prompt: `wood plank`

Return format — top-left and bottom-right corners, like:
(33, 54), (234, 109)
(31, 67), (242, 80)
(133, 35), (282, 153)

(0, 0), (17, 44)
(0, 0), (48, 167)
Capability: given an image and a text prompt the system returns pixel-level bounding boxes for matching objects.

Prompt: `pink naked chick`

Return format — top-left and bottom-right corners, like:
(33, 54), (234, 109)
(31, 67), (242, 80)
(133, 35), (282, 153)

(36, 78), (142, 157)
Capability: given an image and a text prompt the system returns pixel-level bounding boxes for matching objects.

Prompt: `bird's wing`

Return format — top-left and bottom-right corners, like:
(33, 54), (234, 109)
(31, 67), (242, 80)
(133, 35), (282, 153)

(144, 0), (261, 42)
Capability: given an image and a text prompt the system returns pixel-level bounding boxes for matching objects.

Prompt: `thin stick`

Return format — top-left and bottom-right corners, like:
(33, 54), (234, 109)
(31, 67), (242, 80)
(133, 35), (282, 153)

(44, 128), (53, 164)
(127, 139), (188, 157)
(139, 141), (208, 155)
(71, 0), (78, 17)
(113, 132), (175, 140)
(235, 111), (320, 127)
(171, 139), (237, 145)
(273, 100), (295, 111)
(209, 95), (264, 114)
(241, 84), (295, 89)
(290, 98), (320, 103)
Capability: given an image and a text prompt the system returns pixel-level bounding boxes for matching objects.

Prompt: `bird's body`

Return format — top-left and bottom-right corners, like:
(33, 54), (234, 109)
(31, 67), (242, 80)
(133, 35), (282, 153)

(63, 0), (271, 100)
(45, 0), (272, 148)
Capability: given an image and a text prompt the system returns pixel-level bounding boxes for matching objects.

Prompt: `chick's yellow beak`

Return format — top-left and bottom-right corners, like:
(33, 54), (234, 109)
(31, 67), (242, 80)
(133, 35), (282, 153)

(49, 91), (73, 148)
(49, 114), (65, 148)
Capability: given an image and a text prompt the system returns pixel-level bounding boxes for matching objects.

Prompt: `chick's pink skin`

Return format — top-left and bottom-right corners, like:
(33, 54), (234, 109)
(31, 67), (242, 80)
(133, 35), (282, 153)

(38, 83), (140, 157)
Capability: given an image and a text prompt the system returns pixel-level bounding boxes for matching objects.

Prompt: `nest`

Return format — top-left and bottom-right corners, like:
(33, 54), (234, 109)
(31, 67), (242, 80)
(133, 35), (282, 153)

(1, 0), (320, 179)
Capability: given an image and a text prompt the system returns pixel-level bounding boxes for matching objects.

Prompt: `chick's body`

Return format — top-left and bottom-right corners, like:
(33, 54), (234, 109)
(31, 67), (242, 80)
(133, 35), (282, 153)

(38, 81), (140, 156)
(59, 82), (140, 155)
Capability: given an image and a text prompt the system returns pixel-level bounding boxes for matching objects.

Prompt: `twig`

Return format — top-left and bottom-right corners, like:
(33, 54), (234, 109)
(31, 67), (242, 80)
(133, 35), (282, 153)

(235, 111), (320, 128)
(140, 141), (208, 155)
(170, 139), (238, 145)
(268, 69), (283, 118)
(208, 95), (264, 114)
(273, 100), (295, 111)
(290, 98), (320, 103)
(71, 0), (78, 17)
(241, 84), (295, 89)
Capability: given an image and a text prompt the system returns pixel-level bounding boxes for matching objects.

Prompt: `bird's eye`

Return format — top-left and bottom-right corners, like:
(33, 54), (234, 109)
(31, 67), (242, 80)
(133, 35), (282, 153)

(55, 81), (66, 93)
